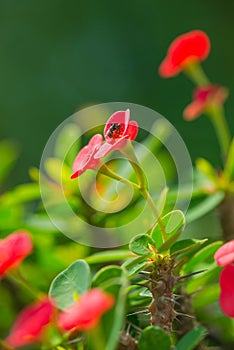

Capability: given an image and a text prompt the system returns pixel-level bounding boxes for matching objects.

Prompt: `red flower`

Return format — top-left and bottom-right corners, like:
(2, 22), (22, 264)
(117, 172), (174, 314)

(5, 299), (54, 348)
(94, 109), (138, 158)
(214, 240), (234, 267)
(219, 265), (234, 318)
(159, 30), (210, 78)
(0, 231), (33, 277)
(71, 134), (103, 179)
(183, 84), (228, 121)
(57, 288), (114, 332)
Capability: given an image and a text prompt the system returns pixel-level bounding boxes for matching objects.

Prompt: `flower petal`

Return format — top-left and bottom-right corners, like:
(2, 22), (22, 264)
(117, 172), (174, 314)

(159, 30), (210, 78)
(127, 120), (138, 140)
(5, 299), (54, 348)
(71, 134), (103, 179)
(0, 231), (33, 277)
(183, 99), (206, 121)
(219, 265), (234, 318)
(58, 288), (114, 332)
(214, 240), (234, 267)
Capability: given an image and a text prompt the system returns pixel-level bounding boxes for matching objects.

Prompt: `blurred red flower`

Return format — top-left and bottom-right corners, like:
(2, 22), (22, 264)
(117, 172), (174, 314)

(94, 109), (138, 158)
(71, 134), (103, 179)
(214, 240), (234, 267)
(183, 84), (228, 121)
(0, 231), (33, 277)
(159, 30), (210, 78)
(58, 288), (114, 332)
(5, 299), (54, 348)
(219, 265), (234, 318)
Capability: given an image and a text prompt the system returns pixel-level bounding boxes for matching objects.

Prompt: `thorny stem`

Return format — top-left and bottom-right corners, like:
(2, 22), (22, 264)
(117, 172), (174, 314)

(148, 256), (177, 334)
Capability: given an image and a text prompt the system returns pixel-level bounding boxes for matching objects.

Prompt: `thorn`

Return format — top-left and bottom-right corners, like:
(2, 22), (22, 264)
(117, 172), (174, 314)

(134, 283), (151, 291)
(177, 269), (207, 281)
(127, 310), (149, 316)
(175, 312), (195, 319)
(127, 322), (142, 333)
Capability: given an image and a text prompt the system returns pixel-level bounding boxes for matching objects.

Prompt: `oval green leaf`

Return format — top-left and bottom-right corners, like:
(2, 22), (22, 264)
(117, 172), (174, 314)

(138, 326), (171, 350)
(152, 210), (185, 249)
(49, 259), (91, 310)
(174, 326), (207, 350)
(129, 234), (156, 256)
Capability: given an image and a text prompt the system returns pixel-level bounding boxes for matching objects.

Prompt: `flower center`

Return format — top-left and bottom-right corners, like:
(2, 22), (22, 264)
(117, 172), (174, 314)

(106, 123), (124, 139)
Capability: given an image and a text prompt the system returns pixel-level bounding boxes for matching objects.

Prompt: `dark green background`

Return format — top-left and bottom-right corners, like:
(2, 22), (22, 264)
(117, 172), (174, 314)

(0, 0), (234, 183)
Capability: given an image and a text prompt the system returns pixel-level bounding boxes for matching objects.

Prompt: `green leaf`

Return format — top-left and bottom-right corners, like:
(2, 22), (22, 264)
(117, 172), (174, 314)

(138, 326), (171, 350)
(89, 267), (128, 350)
(86, 250), (131, 264)
(186, 192), (225, 224)
(224, 137), (234, 181)
(49, 260), (91, 310)
(152, 210), (185, 249)
(193, 284), (220, 310)
(174, 326), (207, 350)
(0, 183), (40, 206)
(122, 255), (150, 278)
(129, 234), (155, 256)
(44, 157), (72, 184)
(92, 266), (124, 288)
(158, 230), (183, 253)
(196, 158), (217, 182)
(170, 239), (207, 257)
(183, 241), (223, 274)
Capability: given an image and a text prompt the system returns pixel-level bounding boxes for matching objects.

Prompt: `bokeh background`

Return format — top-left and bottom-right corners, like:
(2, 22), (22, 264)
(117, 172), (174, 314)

(0, 0), (234, 184)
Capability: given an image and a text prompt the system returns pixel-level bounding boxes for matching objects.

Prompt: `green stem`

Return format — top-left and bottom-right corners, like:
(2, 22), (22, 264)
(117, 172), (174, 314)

(0, 339), (14, 350)
(88, 325), (105, 350)
(121, 142), (167, 242)
(99, 163), (139, 190)
(140, 188), (167, 242)
(8, 270), (42, 299)
(183, 62), (210, 86)
(207, 105), (231, 161)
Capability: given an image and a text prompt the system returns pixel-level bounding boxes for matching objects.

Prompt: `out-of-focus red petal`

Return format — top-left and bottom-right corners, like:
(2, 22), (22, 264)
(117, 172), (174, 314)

(219, 265), (234, 318)
(215, 241), (234, 267)
(220, 289), (234, 318)
(220, 265), (234, 290)
(5, 299), (54, 348)
(58, 288), (114, 332)
(159, 30), (210, 78)
(0, 231), (33, 277)
(183, 99), (206, 121)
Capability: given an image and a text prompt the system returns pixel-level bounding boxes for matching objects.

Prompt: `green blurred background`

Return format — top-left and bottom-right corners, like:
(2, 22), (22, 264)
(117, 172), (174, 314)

(1, 0), (234, 184)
